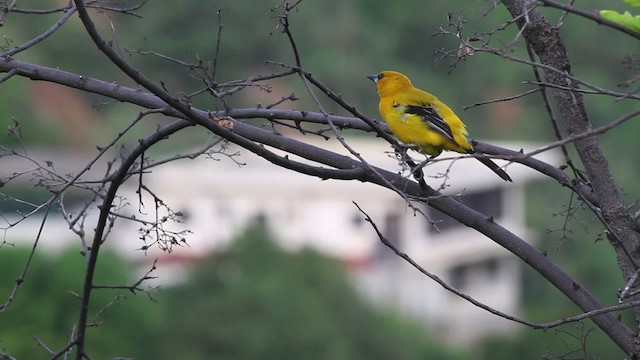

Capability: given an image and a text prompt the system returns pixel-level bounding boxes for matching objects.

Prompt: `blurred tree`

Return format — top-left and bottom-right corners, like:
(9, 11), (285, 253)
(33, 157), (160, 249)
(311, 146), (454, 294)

(0, 247), (161, 359)
(150, 219), (464, 360)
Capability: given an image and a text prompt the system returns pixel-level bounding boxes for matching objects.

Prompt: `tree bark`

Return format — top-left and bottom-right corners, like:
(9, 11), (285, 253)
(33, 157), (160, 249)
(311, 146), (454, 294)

(502, 0), (640, 356)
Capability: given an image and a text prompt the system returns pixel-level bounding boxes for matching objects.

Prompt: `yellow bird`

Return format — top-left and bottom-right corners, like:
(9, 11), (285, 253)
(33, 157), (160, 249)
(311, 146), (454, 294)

(367, 70), (512, 182)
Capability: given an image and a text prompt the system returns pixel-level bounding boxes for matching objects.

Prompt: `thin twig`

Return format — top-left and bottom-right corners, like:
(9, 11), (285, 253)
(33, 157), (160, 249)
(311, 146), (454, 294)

(355, 202), (640, 330)
(522, 107), (640, 159)
(1, 4), (76, 57)
(462, 88), (540, 110)
(0, 207), (52, 311)
(273, 1), (433, 221)
(525, 42), (584, 181)
(210, 8), (225, 82)
(93, 259), (158, 293)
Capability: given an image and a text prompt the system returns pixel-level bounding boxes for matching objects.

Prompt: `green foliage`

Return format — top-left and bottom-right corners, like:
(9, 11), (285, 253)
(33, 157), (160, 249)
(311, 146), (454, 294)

(0, 247), (160, 359)
(476, 180), (633, 360)
(150, 219), (464, 360)
(601, 0), (640, 32)
(0, 223), (466, 359)
(600, 11), (640, 32)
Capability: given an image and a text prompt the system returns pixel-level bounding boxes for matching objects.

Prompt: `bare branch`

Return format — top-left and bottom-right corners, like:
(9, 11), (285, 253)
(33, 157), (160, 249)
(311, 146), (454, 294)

(525, 42), (585, 182)
(274, 7), (432, 220)
(0, 206), (53, 312)
(503, 0), (639, 354)
(356, 202), (640, 330)
(93, 259), (159, 293)
(462, 88), (540, 110)
(355, 202), (536, 326)
(1, 4), (76, 57)
(522, 108), (640, 163)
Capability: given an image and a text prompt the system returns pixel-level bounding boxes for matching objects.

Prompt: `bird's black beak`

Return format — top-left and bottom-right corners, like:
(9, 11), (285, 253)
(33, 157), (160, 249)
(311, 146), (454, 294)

(366, 74), (380, 83)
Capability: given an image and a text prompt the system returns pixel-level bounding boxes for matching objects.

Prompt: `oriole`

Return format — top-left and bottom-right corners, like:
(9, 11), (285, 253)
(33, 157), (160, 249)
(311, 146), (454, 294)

(367, 70), (512, 182)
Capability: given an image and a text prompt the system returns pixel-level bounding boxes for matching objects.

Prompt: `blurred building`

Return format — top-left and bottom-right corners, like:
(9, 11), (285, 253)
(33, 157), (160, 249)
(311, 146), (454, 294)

(2, 138), (557, 345)
(117, 138), (554, 345)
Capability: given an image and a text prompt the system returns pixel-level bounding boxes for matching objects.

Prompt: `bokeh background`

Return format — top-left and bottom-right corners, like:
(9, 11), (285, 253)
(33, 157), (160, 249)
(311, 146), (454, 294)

(1, 0), (638, 358)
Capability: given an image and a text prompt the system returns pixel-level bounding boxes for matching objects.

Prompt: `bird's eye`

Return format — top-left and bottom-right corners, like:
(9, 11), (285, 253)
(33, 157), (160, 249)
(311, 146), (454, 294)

(378, 73), (384, 80)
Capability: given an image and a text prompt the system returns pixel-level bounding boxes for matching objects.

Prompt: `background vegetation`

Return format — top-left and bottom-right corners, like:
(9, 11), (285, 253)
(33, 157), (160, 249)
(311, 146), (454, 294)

(0, 222), (464, 359)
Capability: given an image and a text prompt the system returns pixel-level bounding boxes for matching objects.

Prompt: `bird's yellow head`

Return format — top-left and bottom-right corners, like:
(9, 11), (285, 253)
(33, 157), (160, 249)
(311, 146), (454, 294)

(366, 70), (413, 98)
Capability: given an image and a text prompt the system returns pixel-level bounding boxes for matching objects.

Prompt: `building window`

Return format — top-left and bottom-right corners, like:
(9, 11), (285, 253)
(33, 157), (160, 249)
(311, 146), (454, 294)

(449, 263), (468, 289)
(447, 257), (503, 291)
(426, 188), (504, 233)
(351, 212), (365, 227)
(373, 213), (401, 260)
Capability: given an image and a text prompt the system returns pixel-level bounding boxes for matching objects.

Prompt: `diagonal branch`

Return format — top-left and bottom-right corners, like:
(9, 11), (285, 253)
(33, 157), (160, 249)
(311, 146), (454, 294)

(356, 202), (640, 330)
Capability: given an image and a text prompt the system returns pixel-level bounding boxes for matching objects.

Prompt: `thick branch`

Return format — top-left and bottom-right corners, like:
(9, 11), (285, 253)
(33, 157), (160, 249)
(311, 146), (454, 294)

(502, 0), (639, 356)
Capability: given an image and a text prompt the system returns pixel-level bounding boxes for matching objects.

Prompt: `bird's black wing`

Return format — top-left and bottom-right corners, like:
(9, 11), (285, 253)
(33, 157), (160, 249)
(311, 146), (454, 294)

(405, 105), (454, 141)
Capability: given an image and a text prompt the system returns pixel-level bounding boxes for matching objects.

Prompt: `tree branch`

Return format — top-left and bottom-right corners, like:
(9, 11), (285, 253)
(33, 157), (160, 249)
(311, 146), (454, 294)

(502, 0), (640, 355)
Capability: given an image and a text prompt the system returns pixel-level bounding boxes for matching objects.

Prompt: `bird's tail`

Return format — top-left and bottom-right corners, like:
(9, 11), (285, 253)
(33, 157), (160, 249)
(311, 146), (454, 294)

(474, 155), (512, 182)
